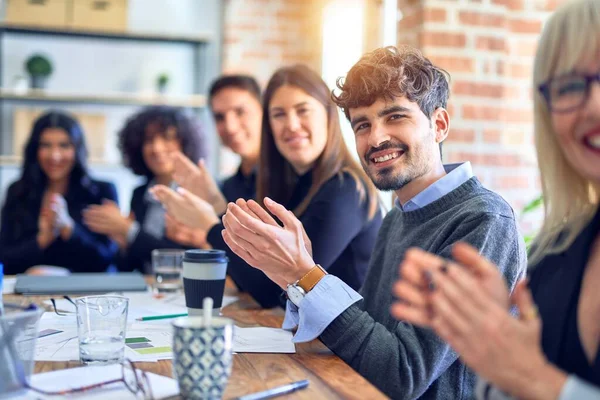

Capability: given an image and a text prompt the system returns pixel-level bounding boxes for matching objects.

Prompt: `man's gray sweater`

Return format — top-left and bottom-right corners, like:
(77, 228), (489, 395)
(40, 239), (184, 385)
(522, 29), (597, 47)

(320, 177), (527, 399)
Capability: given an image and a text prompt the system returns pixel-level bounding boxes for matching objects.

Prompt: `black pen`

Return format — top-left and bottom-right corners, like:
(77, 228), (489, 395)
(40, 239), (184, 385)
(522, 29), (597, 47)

(235, 379), (309, 400)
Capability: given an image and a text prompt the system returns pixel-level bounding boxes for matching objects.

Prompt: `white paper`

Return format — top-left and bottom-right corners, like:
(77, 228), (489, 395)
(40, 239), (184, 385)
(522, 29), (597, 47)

(43, 292), (238, 323)
(5, 364), (179, 400)
(35, 315), (295, 362)
(233, 327), (296, 354)
(35, 314), (174, 362)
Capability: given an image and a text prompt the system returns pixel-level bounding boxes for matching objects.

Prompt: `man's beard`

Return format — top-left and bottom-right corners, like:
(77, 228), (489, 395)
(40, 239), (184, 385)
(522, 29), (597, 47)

(367, 167), (413, 192)
(363, 148), (431, 191)
(365, 159), (415, 191)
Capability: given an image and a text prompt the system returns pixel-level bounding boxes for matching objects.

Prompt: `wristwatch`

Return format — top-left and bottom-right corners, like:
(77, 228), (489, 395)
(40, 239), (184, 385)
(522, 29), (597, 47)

(286, 265), (327, 306)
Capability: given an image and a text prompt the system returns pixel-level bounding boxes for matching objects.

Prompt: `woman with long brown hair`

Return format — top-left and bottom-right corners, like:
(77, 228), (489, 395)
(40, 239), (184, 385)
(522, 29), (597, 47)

(153, 65), (382, 307)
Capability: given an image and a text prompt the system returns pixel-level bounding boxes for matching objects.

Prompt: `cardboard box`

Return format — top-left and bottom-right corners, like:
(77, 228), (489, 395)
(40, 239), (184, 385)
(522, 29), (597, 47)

(5, 0), (69, 29)
(69, 0), (128, 32)
(13, 108), (107, 162)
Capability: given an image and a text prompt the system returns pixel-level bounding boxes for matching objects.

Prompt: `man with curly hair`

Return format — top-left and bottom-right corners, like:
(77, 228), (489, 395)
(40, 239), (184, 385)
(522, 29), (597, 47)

(221, 46), (527, 399)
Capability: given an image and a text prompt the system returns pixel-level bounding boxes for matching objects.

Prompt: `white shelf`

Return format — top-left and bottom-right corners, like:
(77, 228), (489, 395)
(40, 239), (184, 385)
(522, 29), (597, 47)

(0, 88), (207, 108)
(0, 23), (212, 45)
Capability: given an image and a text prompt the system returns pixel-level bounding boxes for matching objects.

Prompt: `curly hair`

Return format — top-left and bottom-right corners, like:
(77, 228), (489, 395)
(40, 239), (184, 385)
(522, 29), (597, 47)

(118, 106), (207, 177)
(333, 46), (450, 120)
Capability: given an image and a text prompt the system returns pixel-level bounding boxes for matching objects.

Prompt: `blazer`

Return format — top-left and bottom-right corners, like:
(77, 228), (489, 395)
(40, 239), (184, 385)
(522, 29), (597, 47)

(0, 178), (119, 274)
(207, 170), (383, 308)
(119, 181), (182, 272)
(529, 209), (600, 386)
(477, 209), (600, 399)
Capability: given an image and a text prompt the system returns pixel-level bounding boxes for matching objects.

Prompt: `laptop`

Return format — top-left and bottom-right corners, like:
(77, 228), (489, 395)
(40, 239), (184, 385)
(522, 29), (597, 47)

(14, 272), (148, 295)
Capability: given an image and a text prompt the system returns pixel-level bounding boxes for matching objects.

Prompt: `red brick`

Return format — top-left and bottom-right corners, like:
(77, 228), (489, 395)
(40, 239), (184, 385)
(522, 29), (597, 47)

(453, 81), (504, 98)
(224, 36), (241, 45)
(451, 152), (523, 167)
(448, 129), (476, 142)
(513, 40), (538, 57)
(399, 10), (424, 30)
(459, 11), (505, 28)
(420, 32), (467, 48)
(424, 7), (447, 23)
(505, 108), (533, 123)
(483, 129), (503, 143)
(509, 63), (532, 79)
(492, 0), (525, 10)
(476, 36), (507, 52)
(509, 18), (543, 34)
(428, 55), (475, 73)
(463, 105), (504, 121)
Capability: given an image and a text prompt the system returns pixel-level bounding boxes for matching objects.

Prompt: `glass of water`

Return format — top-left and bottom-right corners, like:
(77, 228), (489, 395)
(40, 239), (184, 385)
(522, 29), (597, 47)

(75, 296), (129, 365)
(152, 249), (184, 292)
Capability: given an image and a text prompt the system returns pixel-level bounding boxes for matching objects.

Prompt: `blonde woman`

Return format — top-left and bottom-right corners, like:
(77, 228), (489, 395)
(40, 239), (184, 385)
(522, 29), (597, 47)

(392, 0), (600, 399)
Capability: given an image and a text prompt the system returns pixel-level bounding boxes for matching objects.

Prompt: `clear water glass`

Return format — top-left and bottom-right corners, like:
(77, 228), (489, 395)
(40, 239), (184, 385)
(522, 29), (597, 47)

(75, 296), (129, 365)
(152, 249), (184, 293)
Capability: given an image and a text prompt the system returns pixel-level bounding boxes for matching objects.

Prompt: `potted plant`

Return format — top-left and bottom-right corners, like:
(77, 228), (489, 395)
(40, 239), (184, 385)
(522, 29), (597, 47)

(25, 54), (53, 89)
(157, 73), (169, 94)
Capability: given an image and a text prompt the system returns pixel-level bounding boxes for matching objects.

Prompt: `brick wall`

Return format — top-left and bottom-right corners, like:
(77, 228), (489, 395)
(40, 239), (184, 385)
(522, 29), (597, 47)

(219, 0), (565, 232)
(398, 0), (566, 231)
(222, 0), (323, 85)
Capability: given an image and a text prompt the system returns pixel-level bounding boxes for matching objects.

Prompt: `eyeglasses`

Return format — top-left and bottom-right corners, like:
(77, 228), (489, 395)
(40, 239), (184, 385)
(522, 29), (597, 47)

(50, 295), (76, 316)
(538, 71), (600, 113)
(23, 359), (155, 399)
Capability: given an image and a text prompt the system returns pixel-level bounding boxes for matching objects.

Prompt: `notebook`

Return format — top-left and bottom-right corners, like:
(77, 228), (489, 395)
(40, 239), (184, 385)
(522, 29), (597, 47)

(14, 273), (148, 295)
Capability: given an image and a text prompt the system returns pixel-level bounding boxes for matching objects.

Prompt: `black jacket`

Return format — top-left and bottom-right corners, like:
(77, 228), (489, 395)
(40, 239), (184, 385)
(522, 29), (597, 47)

(0, 178), (119, 274)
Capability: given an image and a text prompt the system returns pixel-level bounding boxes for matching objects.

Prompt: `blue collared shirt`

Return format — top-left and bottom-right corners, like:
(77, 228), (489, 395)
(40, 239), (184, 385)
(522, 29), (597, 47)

(283, 162), (474, 342)
(398, 162), (473, 211)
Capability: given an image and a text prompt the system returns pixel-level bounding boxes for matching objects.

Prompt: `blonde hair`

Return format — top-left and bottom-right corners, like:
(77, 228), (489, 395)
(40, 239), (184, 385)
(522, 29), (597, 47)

(529, 0), (600, 266)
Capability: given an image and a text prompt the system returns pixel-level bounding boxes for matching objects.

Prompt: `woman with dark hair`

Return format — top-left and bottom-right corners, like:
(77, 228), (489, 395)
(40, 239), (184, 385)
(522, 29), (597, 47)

(152, 65), (383, 307)
(0, 111), (119, 274)
(83, 106), (206, 272)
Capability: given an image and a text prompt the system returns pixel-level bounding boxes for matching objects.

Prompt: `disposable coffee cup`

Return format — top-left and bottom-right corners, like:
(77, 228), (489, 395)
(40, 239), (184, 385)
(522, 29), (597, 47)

(182, 249), (228, 316)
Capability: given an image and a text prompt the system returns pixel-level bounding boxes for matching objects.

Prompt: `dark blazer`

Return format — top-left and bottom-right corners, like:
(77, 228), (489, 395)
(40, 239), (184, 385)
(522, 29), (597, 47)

(528, 208), (600, 386)
(207, 171), (383, 308)
(0, 178), (119, 274)
(119, 182), (182, 272)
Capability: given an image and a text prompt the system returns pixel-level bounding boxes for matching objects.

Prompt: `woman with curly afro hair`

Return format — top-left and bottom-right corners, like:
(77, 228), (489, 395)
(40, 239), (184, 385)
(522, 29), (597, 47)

(83, 106), (207, 272)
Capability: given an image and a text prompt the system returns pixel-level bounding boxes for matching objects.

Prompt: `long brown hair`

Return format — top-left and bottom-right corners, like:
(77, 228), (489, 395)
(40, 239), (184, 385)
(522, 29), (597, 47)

(256, 64), (379, 219)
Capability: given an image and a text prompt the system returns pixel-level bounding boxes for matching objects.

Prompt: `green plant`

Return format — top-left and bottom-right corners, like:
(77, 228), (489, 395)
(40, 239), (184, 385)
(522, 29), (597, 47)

(157, 73), (169, 87)
(25, 54), (53, 77)
(521, 194), (544, 248)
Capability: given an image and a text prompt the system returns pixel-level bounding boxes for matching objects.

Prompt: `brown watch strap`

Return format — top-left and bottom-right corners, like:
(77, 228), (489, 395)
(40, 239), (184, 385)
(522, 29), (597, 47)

(297, 264), (327, 292)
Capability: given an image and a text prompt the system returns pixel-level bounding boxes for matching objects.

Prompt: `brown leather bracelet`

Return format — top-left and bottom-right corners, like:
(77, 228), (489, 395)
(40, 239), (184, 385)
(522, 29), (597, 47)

(297, 264), (327, 292)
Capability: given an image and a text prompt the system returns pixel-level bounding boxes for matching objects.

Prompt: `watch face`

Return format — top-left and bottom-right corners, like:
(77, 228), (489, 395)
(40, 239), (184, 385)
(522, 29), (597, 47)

(286, 285), (305, 306)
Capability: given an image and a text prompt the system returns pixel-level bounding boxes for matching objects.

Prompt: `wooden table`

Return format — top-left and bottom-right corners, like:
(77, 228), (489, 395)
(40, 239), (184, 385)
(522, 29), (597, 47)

(4, 282), (387, 399)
